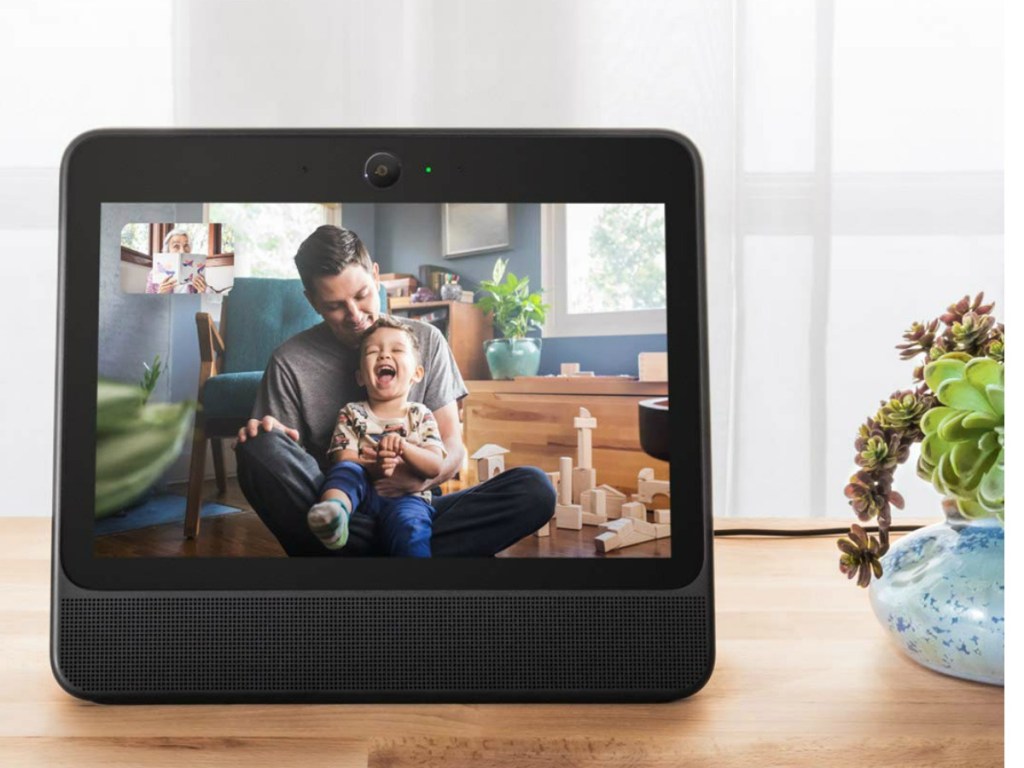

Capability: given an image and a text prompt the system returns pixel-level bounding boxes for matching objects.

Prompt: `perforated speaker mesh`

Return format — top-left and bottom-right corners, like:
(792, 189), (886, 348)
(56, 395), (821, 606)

(58, 594), (709, 700)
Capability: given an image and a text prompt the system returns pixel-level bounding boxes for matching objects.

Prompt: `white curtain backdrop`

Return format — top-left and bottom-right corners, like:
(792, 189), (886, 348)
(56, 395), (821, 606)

(0, 0), (1002, 518)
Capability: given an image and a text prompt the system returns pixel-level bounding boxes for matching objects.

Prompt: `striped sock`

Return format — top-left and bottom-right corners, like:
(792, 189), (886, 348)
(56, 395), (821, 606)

(307, 498), (350, 550)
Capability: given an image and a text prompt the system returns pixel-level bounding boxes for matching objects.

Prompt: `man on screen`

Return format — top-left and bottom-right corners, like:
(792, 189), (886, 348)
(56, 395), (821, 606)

(234, 225), (555, 556)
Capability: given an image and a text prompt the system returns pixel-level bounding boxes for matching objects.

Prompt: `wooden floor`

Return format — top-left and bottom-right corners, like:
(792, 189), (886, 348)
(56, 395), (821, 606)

(93, 477), (670, 558)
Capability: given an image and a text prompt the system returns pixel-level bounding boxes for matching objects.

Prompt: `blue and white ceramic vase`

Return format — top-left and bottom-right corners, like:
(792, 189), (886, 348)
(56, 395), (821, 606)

(869, 499), (1004, 685)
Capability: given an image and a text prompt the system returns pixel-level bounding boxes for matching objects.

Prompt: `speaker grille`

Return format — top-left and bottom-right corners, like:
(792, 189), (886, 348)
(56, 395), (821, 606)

(58, 594), (709, 700)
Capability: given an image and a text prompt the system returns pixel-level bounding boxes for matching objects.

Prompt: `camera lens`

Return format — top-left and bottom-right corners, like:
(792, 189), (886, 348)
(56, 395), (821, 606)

(364, 152), (401, 188)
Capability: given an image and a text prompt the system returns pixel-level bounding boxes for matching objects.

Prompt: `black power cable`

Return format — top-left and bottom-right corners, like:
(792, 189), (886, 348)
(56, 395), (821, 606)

(713, 524), (924, 537)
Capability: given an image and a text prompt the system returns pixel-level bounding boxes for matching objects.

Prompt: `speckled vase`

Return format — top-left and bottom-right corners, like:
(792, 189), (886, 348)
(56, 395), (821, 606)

(869, 500), (1004, 685)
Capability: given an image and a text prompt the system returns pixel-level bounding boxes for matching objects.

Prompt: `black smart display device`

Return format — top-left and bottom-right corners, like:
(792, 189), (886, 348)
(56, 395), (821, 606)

(52, 130), (714, 702)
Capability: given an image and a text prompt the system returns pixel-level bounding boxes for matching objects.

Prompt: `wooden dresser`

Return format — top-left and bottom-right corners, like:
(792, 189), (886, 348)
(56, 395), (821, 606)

(462, 377), (669, 490)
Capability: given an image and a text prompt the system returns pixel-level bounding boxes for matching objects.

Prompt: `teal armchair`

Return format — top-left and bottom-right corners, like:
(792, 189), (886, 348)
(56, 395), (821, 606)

(184, 276), (389, 538)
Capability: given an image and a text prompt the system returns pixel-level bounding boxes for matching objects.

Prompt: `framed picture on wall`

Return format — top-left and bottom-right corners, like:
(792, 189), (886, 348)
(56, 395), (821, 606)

(443, 203), (511, 258)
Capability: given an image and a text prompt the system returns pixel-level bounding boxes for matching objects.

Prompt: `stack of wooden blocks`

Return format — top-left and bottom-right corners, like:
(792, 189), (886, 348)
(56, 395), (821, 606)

(536, 407), (672, 553)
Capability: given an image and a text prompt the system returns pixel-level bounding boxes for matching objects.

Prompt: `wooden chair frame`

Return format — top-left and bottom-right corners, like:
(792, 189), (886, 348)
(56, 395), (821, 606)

(184, 303), (229, 538)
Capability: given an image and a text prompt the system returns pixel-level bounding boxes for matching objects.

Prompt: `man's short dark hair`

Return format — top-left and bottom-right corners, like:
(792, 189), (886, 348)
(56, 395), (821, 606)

(294, 225), (373, 293)
(359, 316), (421, 362)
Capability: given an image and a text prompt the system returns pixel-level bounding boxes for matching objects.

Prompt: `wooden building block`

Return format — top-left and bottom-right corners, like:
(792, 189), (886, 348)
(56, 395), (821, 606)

(573, 407), (597, 469)
(580, 488), (607, 518)
(579, 488), (595, 511)
(594, 518), (655, 553)
(620, 501), (647, 520)
(560, 362), (581, 375)
(476, 456), (505, 482)
(600, 518), (633, 532)
(635, 467), (671, 504)
(638, 351), (668, 382)
(621, 517), (669, 539)
(555, 503), (583, 530)
(546, 471), (561, 498)
(653, 509), (670, 524)
(573, 407), (598, 430)
(535, 521), (551, 537)
(629, 517), (658, 537)
(572, 467), (596, 504)
(581, 511), (609, 526)
(558, 456), (573, 505)
(576, 429), (593, 469)
(593, 484), (626, 518)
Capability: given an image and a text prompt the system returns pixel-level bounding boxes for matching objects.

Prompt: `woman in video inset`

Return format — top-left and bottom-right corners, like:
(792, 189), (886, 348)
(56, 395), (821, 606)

(234, 225), (555, 556)
(145, 227), (209, 294)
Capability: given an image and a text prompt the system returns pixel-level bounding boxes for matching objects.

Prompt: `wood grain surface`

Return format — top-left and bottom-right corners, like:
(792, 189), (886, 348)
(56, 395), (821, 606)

(2, 517), (1003, 767)
(462, 379), (669, 490)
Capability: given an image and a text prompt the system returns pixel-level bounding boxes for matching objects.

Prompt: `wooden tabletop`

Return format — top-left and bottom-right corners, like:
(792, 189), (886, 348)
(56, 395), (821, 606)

(1, 517), (1002, 767)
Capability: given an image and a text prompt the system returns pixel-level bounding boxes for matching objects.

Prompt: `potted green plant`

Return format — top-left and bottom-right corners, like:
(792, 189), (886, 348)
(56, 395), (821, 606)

(839, 293), (1004, 685)
(476, 257), (549, 379)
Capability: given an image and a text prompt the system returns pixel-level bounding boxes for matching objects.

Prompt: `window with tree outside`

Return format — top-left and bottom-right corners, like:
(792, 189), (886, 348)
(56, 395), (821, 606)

(542, 203), (667, 337)
(206, 203), (341, 278)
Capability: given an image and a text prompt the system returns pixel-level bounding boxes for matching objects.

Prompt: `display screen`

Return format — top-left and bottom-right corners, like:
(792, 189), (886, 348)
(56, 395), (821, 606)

(96, 202), (669, 559)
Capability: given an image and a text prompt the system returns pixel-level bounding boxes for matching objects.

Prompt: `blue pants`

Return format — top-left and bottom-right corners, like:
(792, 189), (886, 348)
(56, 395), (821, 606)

(323, 461), (435, 557)
(236, 429), (557, 557)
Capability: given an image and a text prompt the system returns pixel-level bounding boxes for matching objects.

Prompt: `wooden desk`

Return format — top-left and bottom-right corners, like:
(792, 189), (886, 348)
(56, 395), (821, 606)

(1, 518), (1002, 767)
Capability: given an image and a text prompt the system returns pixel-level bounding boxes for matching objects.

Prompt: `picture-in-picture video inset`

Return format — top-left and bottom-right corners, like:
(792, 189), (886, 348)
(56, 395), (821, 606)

(98, 203), (669, 559)
(119, 221), (237, 295)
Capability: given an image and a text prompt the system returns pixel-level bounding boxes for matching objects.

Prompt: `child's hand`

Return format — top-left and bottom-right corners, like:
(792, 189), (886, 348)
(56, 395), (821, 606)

(377, 433), (404, 456)
(375, 434), (404, 477)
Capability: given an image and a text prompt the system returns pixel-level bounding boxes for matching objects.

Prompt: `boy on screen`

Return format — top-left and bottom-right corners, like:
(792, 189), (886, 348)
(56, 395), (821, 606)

(235, 225), (555, 557)
(308, 317), (445, 556)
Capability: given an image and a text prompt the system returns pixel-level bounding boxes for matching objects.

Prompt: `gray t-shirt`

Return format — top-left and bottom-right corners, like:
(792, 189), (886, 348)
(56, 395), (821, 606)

(252, 317), (468, 468)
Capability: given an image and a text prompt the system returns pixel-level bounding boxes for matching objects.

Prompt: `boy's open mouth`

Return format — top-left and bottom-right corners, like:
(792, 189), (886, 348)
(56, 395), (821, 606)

(374, 363), (397, 386)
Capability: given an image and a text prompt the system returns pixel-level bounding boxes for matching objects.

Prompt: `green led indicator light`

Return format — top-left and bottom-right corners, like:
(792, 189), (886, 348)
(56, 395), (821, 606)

(424, 166), (432, 174)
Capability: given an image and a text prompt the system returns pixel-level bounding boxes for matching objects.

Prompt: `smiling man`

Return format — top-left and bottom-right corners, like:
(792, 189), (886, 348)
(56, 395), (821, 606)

(234, 225), (555, 556)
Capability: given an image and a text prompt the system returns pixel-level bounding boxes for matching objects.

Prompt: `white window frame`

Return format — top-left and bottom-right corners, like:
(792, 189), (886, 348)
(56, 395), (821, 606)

(540, 203), (667, 338)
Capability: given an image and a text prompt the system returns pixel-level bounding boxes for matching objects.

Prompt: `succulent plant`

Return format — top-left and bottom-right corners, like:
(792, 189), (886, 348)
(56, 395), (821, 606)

(838, 524), (885, 588)
(917, 355), (1004, 520)
(839, 292), (1004, 587)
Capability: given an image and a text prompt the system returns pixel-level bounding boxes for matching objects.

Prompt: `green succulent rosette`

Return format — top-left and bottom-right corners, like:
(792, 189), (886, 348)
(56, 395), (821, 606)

(917, 355), (1004, 520)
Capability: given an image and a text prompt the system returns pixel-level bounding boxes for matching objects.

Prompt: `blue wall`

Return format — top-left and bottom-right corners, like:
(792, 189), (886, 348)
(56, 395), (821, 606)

(340, 203), (375, 258)
(539, 334), (668, 377)
(364, 203), (666, 377)
(373, 203), (540, 290)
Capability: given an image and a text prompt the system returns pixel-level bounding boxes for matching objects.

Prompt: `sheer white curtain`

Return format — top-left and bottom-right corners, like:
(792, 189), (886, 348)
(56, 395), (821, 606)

(733, 0), (1003, 518)
(0, 0), (1002, 519)
(0, 1), (174, 516)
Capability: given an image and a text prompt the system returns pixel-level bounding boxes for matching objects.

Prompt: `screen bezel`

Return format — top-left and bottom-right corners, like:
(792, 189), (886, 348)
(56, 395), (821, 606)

(57, 129), (710, 591)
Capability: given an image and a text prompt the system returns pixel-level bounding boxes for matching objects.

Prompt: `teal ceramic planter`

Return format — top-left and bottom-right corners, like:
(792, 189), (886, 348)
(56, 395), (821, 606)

(484, 338), (542, 380)
(868, 501), (1004, 686)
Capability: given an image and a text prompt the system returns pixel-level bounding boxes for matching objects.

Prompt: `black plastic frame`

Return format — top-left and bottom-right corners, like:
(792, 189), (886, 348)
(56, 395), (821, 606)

(56, 129), (710, 592)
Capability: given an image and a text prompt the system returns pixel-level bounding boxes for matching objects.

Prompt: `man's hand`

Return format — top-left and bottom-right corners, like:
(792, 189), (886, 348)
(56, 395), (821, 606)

(235, 416), (300, 445)
(192, 273), (208, 293)
(374, 461), (433, 498)
(157, 275), (177, 294)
